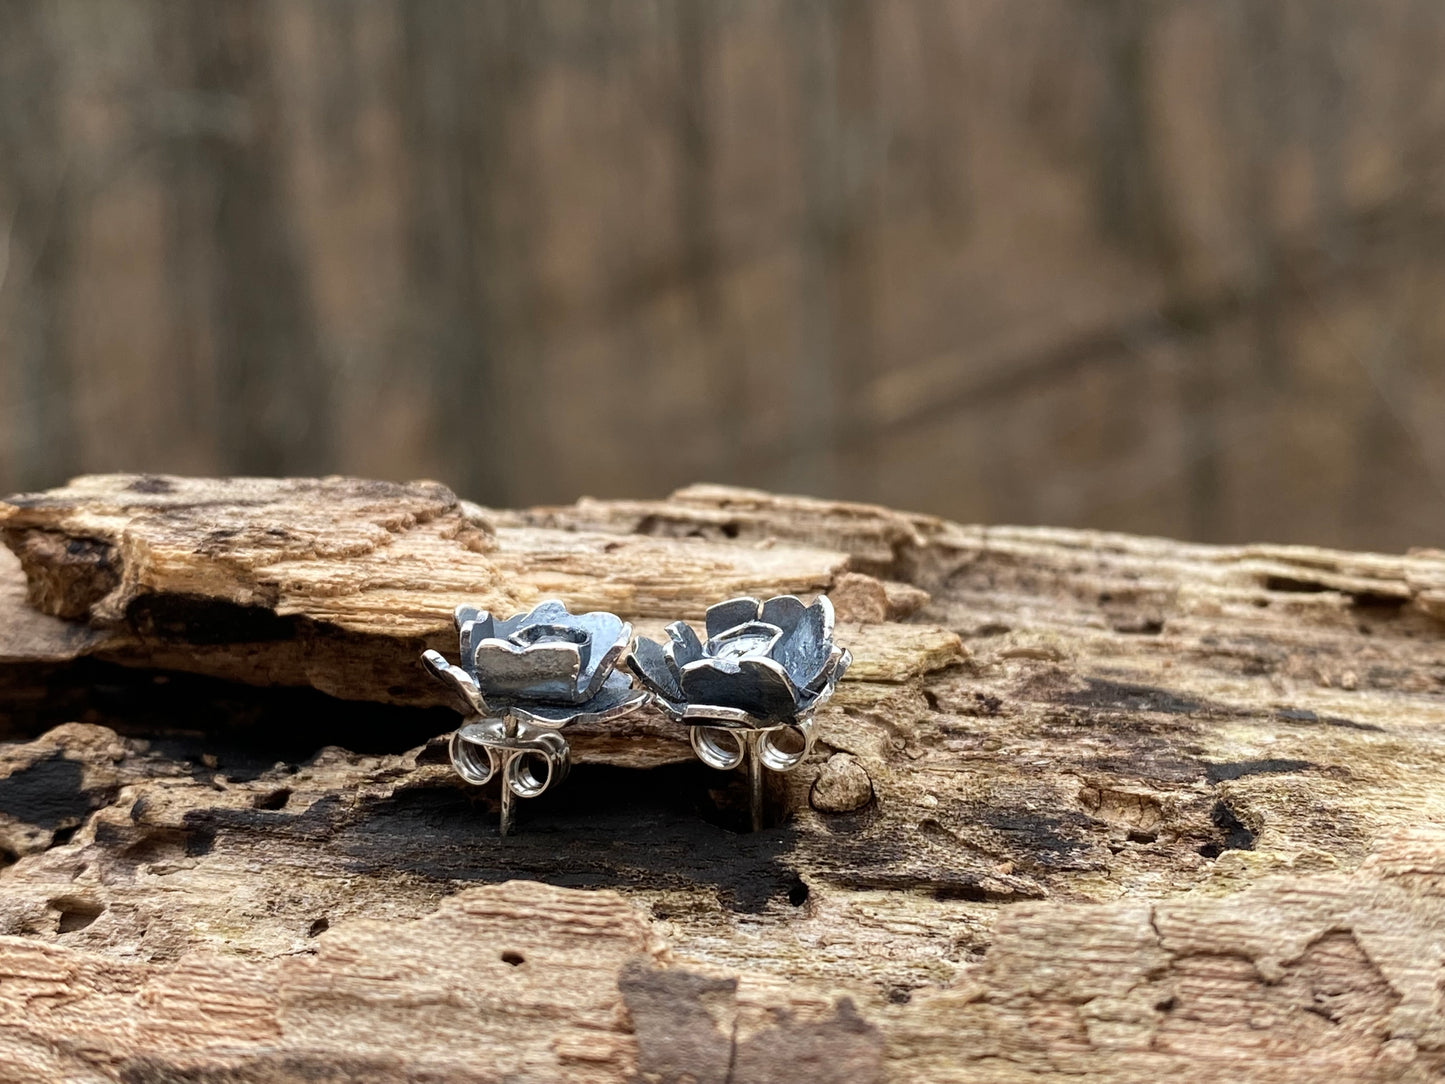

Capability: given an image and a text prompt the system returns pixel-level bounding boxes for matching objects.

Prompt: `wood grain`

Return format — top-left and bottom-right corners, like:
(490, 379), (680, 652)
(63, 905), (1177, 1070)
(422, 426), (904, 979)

(1, 475), (1444, 1082)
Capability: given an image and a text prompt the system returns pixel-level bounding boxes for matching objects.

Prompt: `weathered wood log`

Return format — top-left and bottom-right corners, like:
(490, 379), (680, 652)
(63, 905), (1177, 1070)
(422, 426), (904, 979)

(1, 474), (1444, 1082)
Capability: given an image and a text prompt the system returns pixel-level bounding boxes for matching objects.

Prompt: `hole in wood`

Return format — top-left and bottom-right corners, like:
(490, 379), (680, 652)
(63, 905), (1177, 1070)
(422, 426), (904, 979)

(254, 788), (292, 810)
(787, 877), (810, 907)
(51, 897), (104, 933)
(1198, 800), (1255, 858)
(501, 950), (525, 966)
(50, 824), (79, 847)
(1263, 575), (1331, 594)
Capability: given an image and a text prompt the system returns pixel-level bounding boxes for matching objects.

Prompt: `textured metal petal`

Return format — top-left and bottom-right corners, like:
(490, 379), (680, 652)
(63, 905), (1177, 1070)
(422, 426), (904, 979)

(490, 613), (526, 639)
(421, 649), (487, 714)
(511, 671), (647, 727)
(808, 644), (849, 692)
(627, 635), (683, 701)
(664, 620), (704, 687)
(679, 656), (800, 721)
(579, 628), (632, 699)
(472, 638), (582, 702)
(569, 611), (627, 698)
(567, 610), (624, 646)
(491, 599), (569, 641)
(519, 599), (570, 624)
(798, 647), (851, 711)
(759, 595), (807, 635)
(705, 597), (762, 639)
(455, 606), (494, 672)
(775, 595), (836, 691)
(458, 619), (478, 673)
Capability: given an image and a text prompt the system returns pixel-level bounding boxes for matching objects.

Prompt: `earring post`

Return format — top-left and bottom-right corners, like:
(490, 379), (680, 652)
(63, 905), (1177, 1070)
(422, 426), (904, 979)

(746, 731), (765, 832)
(499, 769), (518, 837)
(499, 712), (519, 837)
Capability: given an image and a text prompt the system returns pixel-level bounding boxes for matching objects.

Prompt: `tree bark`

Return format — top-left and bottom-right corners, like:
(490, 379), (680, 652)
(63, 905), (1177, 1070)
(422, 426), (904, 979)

(1, 474), (1443, 1083)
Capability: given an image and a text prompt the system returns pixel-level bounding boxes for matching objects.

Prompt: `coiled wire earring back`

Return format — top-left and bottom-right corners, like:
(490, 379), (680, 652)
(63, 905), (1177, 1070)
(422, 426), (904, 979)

(626, 594), (850, 831)
(423, 600), (647, 836)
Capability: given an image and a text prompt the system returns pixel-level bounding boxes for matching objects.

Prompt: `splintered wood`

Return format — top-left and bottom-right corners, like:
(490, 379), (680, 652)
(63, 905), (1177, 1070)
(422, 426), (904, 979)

(2, 475), (1444, 1083)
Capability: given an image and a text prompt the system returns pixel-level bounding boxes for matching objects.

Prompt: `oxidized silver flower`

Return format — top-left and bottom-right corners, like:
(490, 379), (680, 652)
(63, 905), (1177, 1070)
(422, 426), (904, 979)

(626, 594), (850, 827)
(422, 599), (647, 834)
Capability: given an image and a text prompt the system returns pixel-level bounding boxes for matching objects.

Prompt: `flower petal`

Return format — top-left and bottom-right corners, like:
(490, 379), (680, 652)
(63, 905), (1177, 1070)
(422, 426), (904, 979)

(454, 606), (494, 671)
(454, 604), (483, 633)
(627, 635), (683, 701)
(512, 670), (647, 726)
(759, 595), (806, 635)
(664, 620), (704, 685)
(491, 598), (569, 641)
(705, 597), (762, 639)
(679, 656), (800, 722)
(568, 611), (627, 697)
(775, 595), (835, 691)
(492, 599), (569, 640)
(520, 599), (570, 623)
(472, 637), (582, 702)
(490, 613), (526, 639)
(810, 644), (850, 691)
(579, 620), (631, 700)
(798, 647), (851, 711)
(421, 648), (486, 714)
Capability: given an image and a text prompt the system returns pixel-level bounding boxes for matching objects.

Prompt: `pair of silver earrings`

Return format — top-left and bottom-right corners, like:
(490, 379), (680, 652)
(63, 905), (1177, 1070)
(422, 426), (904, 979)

(421, 594), (851, 835)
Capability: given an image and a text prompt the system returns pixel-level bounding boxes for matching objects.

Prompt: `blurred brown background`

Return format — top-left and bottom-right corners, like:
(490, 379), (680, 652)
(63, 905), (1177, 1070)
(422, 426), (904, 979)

(1, 1), (1443, 551)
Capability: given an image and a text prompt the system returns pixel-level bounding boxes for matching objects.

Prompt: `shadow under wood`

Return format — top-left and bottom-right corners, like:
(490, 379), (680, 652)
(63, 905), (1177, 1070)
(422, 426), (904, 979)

(337, 763), (802, 914)
(0, 659), (456, 771)
(1, 662), (807, 911)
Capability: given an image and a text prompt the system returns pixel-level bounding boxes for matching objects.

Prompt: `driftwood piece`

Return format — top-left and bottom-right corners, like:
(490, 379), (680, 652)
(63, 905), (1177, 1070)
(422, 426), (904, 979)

(1, 474), (1444, 1082)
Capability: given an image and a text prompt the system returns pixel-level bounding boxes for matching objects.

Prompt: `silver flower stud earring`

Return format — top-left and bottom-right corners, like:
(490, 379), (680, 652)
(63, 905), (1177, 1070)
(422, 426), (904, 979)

(423, 600), (648, 835)
(626, 595), (850, 830)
